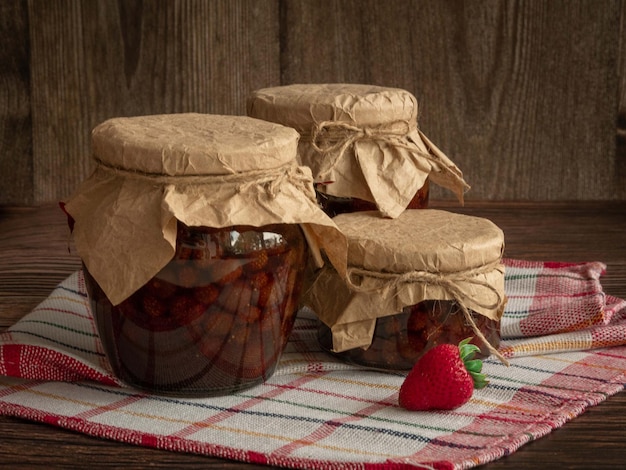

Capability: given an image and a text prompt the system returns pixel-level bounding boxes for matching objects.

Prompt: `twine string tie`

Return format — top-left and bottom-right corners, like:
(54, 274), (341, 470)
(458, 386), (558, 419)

(94, 158), (318, 204)
(309, 120), (458, 182)
(346, 264), (509, 365)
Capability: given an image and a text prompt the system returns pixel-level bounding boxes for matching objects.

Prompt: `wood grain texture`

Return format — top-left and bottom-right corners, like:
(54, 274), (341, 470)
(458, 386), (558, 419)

(618, 0), (626, 195)
(26, 0), (280, 202)
(0, 205), (80, 329)
(0, 0), (33, 204)
(0, 201), (625, 468)
(280, 0), (624, 201)
(1, 0), (625, 204)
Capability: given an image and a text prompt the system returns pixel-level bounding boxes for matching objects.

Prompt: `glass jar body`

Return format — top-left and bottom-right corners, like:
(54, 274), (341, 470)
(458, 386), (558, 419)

(315, 180), (429, 217)
(85, 222), (308, 396)
(318, 299), (500, 370)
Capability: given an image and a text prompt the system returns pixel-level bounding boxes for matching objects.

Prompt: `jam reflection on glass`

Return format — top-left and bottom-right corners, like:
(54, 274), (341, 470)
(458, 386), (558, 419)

(315, 179), (429, 217)
(318, 299), (500, 370)
(85, 222), (307, 396)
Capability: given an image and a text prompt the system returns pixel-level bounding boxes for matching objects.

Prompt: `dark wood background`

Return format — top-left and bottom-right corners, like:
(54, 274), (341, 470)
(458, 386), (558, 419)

(1, 0), (626, 205)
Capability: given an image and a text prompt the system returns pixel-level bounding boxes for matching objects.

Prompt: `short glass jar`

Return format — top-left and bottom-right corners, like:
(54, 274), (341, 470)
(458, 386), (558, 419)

(63, 114), (343, 396)
(247, 84), (468, 219)
(86, 222), (307, 395)
(305, 209), (506, 370)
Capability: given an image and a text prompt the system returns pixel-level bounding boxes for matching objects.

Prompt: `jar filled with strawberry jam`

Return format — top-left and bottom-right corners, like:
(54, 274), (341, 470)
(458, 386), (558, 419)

(247, 84), (469, 218)
(305, 209), (507, 370)
(63, 114), (344, 396)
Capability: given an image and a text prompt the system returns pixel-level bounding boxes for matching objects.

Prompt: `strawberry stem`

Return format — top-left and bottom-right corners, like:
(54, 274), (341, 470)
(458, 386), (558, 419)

(459, 337), (488, 389)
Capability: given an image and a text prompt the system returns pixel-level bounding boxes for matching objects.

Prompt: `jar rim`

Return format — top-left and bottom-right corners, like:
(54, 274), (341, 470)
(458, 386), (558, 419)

(247, 84), (418, 132)
(332, 209), (505, 273)
(92, 113), (300, 176)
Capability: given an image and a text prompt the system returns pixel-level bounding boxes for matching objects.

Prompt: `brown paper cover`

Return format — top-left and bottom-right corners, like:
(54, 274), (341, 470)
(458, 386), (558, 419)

(304, 210), (506, 352)
(64, 114), (346, 306)
(247, 84), (470, 218)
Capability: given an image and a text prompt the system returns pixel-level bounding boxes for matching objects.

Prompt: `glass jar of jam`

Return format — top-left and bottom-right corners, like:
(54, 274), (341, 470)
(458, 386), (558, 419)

(86, 222), (307, 395)
(305, 209), (506, 370)
(63, 114), (344, 396)
(247, 83), (469, 218)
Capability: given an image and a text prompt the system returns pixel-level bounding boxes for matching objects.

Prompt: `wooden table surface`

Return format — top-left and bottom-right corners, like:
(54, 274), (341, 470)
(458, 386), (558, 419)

(1, 201), (625, 469)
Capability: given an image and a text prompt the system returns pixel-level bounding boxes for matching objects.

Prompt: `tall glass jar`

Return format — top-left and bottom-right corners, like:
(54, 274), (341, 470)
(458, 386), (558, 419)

(63, 114), (344, 396)
(85, 222), (307, 394)
(247, 84), (469, 218)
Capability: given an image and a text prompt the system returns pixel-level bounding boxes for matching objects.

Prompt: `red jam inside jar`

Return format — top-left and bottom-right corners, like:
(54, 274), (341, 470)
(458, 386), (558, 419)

(318, 299), (500, 370)
(85, 222), (308, 396)
(315, 180), (429, 217)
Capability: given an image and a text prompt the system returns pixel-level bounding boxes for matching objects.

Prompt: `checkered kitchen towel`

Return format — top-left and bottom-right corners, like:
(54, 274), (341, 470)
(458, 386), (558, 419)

(1, 259), (625, 469)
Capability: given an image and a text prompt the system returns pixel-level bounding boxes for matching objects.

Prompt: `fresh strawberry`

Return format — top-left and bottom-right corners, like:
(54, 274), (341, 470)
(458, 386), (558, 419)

(398, 337), (488, 411)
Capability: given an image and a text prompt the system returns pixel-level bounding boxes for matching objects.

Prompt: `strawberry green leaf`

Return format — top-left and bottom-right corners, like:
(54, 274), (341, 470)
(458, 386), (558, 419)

(458, 338), (488, 390)
(459, 338), (480, 362)
(465, 359), (483, 374)
(470, 371), (489, 389)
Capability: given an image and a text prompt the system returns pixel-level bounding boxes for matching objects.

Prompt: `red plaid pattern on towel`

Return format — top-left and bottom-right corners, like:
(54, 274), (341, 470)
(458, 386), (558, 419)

(499, 260), (626, 358)
(1, 260), (625, 469)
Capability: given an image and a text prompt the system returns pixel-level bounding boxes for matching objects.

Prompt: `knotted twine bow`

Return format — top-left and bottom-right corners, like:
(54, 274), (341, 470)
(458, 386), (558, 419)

(346, 263), (510, 365)
(309, 120), (464, 185)
(95, 158), (318, 204)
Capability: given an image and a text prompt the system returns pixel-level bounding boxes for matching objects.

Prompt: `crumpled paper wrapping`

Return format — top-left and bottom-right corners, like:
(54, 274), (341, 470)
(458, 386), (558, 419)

(63, 113), (346, 306)
(304, 210), (506, 353)
(247, 84), (470, 218)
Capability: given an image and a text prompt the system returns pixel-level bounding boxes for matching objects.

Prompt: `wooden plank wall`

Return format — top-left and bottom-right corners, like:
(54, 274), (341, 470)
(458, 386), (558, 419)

(1, 0), (625, 205)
